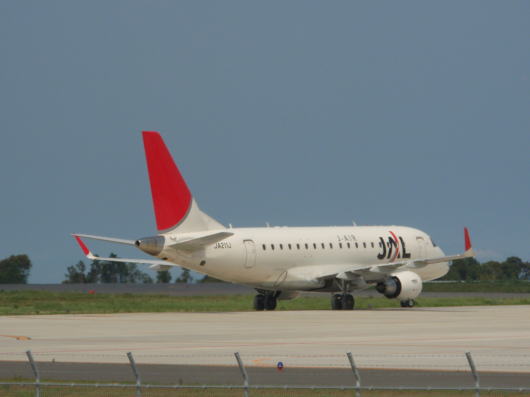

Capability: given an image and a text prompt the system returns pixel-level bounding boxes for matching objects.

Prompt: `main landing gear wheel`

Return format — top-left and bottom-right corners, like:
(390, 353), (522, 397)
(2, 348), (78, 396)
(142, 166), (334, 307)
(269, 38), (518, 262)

(331, 293), (355, 310)
(400, 299), (415, 308)
(253, 294), (265, 311)
(331, 294), (343, 310)
(254, 293), (277, 311)
(342, 294), (354, 310)
(264, 294), (277, 311)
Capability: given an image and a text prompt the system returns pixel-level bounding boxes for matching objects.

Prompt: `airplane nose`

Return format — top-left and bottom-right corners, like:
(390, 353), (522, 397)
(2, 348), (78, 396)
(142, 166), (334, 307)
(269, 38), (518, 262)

(135, 236), (165, 256)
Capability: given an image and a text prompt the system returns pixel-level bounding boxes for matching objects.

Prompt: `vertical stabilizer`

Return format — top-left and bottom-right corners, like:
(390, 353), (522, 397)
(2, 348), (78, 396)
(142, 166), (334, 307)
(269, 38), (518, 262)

(142, 131), (224, 233)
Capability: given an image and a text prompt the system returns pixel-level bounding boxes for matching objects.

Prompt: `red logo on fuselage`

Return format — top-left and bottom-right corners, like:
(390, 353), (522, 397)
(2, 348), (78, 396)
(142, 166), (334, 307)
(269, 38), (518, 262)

(377, 231), (411, 261)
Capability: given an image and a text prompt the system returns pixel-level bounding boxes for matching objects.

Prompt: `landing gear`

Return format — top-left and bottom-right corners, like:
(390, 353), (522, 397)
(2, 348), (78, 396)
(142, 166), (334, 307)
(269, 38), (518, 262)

(331, 294), (343, 310)
(264, 294), (277, 310)
(342, 294), (355, 310)
(400, 299), (415, 308)
(331, 280), (355, 310)
(253, 291), (277, 311)
(253, 294), (265, 311)
(331, 293), (355, 310)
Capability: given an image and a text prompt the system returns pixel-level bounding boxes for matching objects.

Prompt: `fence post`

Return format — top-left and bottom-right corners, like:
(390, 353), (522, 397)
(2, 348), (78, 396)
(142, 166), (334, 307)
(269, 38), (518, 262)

(346, 352), (361, 397)
(465, 351), (480, 397)
(234, 352), (250, 397)
(26, 350), (40, 397)
(127, 352), (142, 397)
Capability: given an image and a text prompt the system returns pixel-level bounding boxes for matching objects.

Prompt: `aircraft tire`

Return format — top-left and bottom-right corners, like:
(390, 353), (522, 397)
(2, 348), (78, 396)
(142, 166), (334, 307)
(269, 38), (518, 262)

(400, 299), (415, 308)
(253, 294), (265, 311)
(264, 294), (277, 311)
(342, 294), (354, 310)
(331, 294), (343, 310)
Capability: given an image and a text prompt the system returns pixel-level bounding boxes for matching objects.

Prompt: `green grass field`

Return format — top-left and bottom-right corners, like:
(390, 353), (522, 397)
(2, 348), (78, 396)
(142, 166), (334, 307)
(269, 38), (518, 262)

(423, 280), (530, 293)
(0, 288), (529, 315)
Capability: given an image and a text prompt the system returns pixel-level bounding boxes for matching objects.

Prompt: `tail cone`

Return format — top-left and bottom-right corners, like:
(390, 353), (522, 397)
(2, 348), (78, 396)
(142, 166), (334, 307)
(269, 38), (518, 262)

(135, 236), (165, 256)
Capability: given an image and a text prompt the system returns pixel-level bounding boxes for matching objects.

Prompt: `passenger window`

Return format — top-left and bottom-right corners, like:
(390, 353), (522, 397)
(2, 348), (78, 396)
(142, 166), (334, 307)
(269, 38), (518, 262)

(329, 243), (333, 249)
(321, 243), (325, 249)
(288, 244), (292, 250)
(280, 244), (283, 250)
(313, 243), (317, 249)
(355, 243), (359, 248)
(363, 242), (366, 248)
(371, 242), (374, 248)
(339, 243), (343, 249)
(347, 242), (351, 248)
(262, 244), (266, 250)
(305, 243), (309, 249)
(297, 243), (300, 250)
(271, 244), (275, 250)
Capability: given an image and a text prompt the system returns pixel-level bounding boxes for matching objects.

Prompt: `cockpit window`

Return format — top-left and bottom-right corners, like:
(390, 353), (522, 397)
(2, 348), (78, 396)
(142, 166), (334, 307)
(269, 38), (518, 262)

(430, 238), (437, 247)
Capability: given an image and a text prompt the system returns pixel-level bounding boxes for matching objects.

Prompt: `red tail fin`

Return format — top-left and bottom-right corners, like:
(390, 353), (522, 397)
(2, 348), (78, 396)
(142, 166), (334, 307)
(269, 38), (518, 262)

(142, 131), (192, 232)
(464, 227), (472, 251)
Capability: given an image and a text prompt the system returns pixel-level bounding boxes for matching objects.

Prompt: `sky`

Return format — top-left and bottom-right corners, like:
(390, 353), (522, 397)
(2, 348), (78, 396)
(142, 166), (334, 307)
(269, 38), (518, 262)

(1, 1), (528, 283)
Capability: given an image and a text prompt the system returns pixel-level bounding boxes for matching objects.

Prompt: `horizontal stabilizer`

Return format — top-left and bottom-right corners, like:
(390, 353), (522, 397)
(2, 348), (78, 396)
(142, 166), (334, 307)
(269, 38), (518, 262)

(72, 235), (175, 267)
(73, 234), (136, 246)
(171, 231), (234, 251)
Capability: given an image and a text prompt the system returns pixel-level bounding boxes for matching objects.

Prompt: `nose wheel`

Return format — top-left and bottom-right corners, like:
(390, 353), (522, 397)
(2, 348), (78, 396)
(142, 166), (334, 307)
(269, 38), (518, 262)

(400, 299), (415, 308)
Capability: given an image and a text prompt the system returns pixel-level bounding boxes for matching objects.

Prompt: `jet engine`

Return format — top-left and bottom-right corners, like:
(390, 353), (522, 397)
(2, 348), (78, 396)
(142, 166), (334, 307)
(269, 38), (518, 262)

(375, 271), (423, 300)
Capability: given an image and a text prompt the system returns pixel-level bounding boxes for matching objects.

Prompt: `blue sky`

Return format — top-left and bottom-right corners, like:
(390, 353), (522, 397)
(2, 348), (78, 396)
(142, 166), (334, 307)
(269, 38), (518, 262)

(1, 1), (528, 283)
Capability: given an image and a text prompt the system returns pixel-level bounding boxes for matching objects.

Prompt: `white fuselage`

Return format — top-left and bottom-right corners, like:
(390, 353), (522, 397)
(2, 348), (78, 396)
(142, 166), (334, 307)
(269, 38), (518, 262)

(157, 225), (448, 292)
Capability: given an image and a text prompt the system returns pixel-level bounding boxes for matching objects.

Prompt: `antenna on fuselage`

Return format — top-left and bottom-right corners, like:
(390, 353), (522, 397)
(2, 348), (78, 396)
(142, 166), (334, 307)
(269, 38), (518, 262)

(352, 220), (357, 226)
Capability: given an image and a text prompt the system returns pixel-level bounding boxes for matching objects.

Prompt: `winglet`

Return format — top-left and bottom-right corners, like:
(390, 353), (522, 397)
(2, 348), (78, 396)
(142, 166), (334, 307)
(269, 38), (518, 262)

(72, 234), (95, 259)
(464, 227), (472, 251)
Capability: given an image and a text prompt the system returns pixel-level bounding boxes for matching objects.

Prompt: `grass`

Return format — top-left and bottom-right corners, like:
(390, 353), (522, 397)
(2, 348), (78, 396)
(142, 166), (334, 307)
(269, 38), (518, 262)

(1, 290), (530, 315)
(423, 280), (530, 293)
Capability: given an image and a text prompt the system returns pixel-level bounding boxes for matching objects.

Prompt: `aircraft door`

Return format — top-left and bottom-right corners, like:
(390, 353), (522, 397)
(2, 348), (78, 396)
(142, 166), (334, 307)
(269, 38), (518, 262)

(416, 236), (428, 259)
(243, 240), (256, 268)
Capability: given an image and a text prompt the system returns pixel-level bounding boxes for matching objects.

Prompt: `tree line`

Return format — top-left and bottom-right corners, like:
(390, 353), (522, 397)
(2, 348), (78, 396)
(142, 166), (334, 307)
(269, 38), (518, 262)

(0, 253), (528, 284)
(441, 256), (530, 281)
(63, 254), (193, 284)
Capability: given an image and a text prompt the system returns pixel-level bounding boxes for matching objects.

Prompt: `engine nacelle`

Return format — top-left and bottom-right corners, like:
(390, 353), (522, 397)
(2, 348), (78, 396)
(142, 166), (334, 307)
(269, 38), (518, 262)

(375, 271), (423, 300)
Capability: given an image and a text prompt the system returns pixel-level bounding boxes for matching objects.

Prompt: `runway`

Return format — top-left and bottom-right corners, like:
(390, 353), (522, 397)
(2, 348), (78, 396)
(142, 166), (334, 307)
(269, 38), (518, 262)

(1, 305), (530, 386)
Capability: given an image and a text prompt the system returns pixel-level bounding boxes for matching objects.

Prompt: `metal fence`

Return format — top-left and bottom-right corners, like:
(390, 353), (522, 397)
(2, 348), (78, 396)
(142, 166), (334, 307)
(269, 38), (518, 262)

(1, 350), (529, 396)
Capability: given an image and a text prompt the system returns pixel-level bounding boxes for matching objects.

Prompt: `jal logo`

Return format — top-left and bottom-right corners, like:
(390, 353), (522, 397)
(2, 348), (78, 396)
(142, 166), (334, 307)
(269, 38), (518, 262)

(377, 231), (411, 261)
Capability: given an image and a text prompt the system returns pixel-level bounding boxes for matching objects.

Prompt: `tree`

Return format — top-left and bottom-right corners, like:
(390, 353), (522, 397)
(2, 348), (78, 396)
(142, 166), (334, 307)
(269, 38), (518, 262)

(63, 260), (88, 283)
(441, 257), (481, 281)
(156, 270), (172, 283)
(63, 253), (153, 284)
(175, 268), (192, 283)
(441, 256), (529, 282)
(0, 255), (32, 283)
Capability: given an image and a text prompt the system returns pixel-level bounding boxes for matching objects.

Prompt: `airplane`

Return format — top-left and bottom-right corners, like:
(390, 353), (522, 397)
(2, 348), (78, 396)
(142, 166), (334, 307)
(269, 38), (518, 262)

(73, 131), (475, 311)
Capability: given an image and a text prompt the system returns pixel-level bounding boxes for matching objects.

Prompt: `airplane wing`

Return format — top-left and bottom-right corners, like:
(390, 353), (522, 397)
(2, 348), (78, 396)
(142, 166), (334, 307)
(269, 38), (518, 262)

(316, 227), (475, 280)
(72, 235), (177, 271)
